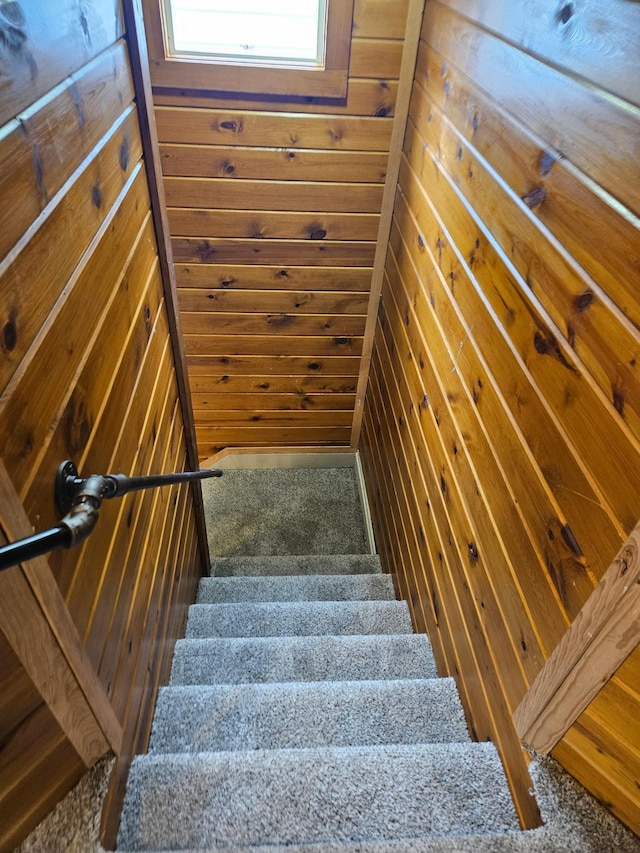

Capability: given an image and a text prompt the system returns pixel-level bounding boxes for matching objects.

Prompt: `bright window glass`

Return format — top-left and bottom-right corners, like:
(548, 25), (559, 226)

(163, 0), (327, 66)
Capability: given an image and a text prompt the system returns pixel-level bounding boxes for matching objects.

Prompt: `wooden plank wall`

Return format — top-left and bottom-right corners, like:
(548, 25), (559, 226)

(151, 0), (411, 458)
(0, 2), (203, 849)
(359, 0), (640, 835)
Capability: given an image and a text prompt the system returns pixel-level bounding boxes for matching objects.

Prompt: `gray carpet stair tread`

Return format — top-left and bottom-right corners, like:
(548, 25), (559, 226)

(197, 574), (394, 603)
(170, 634), (438, 685)
(113, 831), (640, 853)
(149, 678), (469, 753)
(185, 600), (412, 638)
(210, 554), (381, 577)
(117, 742), (519, 850)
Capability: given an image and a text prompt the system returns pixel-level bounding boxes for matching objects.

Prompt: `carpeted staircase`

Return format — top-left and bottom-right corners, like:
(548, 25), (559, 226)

(114, 467), (640, 852)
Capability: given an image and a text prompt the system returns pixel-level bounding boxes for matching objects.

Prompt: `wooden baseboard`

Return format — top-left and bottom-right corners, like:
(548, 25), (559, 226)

(200, 446), (356, 470)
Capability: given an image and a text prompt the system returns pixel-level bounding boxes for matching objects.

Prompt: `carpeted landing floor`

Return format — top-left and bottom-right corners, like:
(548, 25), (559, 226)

(17, 466), (640, 852)
(201, 467), (369, 557)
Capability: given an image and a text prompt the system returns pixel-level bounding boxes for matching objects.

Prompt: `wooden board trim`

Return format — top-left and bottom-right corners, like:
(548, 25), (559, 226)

(122, 0), (208, 572)
(515, 520), (640, 754)
(350, 0), (425, 447)
(0, 459), (122, 762)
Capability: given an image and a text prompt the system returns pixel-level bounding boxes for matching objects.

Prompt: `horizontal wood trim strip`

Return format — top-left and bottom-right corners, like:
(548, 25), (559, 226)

(153, 78), (399, 117)
(175, 264), (372, 292)
(160, 145), (388, 183)
(172, 238), (376, 266)
(180, 312), (367, 337)
(192, 393), (356, 411)
(185, 335), (364, 357)
(164, 177), (384, 213)
(514, 520), (640, 753)
(178, 289), (369, 315)
(155, 106), (393, 151)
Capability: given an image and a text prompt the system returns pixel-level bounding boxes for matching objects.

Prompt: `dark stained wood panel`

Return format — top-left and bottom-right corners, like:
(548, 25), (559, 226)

(151, 0), (412, 456)
(0, 3), (204, 848)
(360, 0), (640, 836)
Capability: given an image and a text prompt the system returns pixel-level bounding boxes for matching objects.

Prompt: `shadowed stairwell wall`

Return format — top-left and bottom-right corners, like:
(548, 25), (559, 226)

(359, 0), (640, 836)
(0, 1), (204, 848)
(146, 0), (412, 458)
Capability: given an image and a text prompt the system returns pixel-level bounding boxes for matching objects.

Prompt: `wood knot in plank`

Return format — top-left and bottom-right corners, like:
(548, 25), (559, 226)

(533, 330), (576, 372)
(573, 291), (594, 312)
(521, 186), (547, 209)
(217, 119), (244, 134)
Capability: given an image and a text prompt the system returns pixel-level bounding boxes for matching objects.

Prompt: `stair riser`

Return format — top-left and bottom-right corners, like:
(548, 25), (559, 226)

(210, 554), (382, 577)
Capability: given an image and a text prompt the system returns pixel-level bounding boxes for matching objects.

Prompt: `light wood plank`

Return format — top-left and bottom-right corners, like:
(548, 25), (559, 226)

(185, 335), (363, 357)
(193, 393), (356, 412)
(172, 238), (375, 266)
(414, 40), (640, 332)
(190, 375), (358, 395)
(161, 145), (388, 183)
(178, 289), (369, 316)
(175, 263), (372, 292)
(187, 355), (361, 376)
(180, 312), (366, 337)
(349, 38), (404, 79)
(169, 209), (379, 242)
(164, 177), (384, 213)
(155, 107), (393, 151)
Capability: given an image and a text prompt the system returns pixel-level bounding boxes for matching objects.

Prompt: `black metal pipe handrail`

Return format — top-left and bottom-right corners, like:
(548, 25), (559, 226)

(0, 461), (222, 572)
